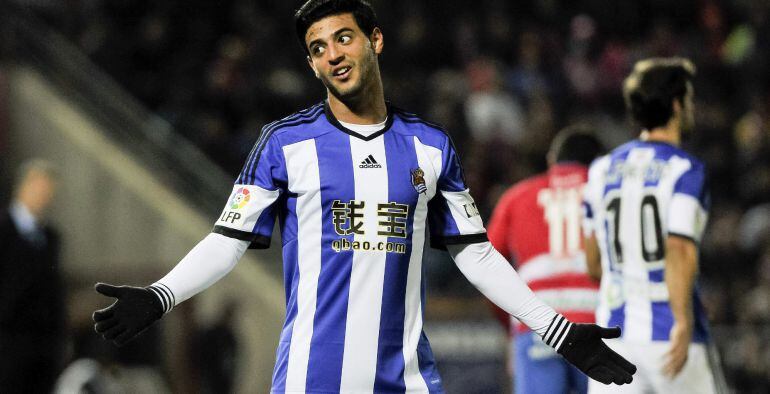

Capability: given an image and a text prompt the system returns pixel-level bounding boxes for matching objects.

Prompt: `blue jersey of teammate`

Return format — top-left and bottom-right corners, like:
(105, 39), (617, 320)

(213, 101), (486, 393)
(583, 140), (710, 344)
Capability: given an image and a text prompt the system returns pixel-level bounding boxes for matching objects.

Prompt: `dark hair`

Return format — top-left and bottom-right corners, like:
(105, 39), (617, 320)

(294, 0), (378, 54)
(623, 57), (696, 130)
(549, 126), (605, 166)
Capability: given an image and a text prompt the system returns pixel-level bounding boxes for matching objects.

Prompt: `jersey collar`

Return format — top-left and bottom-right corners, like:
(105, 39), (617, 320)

(324, 100), (395, 141)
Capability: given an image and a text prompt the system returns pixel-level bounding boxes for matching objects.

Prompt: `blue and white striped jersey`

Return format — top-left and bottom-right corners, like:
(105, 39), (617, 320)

(584, 140), (710, 344)
(213, 102), (486, 393)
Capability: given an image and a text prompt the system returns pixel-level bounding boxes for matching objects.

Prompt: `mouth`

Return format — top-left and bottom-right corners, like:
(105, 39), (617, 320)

(331, 65), (352, 80)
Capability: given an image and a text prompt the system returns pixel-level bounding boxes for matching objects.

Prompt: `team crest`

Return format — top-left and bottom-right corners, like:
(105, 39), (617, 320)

(229, 187), (251, 209)
(411, 168), (427, 194)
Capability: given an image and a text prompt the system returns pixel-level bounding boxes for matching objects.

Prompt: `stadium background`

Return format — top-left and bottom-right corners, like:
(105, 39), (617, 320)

(1, 0), (769, 392)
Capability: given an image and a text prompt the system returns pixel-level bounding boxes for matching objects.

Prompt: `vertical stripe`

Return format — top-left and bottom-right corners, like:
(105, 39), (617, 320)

(339, 135), (389, 391)
(282, 139), (323, 392)
(619, 148), (653, 342)
(373, 133), (410, 392)
(271, 193), (298, 392)
(305, 132), (356, 391)
(408, 137), (440, 391)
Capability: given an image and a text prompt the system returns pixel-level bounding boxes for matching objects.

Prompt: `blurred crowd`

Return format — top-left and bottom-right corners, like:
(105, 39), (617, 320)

(21, 0), (770, 390)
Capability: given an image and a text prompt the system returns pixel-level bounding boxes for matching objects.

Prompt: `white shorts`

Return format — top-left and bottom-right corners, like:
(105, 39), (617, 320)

(588, 339), (724, 394)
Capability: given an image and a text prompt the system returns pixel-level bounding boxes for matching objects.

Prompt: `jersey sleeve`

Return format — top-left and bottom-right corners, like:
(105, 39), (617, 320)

(212, 131), (287, 249)
(667, 160), (710, 243)
(428, 137), (487, 249)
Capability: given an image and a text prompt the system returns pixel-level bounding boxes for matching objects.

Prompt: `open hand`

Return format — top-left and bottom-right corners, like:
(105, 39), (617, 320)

(92, 283), (164, 346)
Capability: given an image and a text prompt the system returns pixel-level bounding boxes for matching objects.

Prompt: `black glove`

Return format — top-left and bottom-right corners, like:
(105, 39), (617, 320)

(92, 283), (166, 346)
(544, 315), (637, 385)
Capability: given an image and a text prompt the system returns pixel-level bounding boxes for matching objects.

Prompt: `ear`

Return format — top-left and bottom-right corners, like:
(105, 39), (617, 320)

(671, 98), (683, 115)
(307, 55), (320, 79)
(370, 27), (384, 55)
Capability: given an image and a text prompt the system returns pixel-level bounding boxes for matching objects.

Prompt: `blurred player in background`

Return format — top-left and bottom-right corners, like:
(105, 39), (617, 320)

(488, 127), (604, 394)
(92, 0), (636, 392)
(583, 58), (722, 393)
(0, 159), (65, 394)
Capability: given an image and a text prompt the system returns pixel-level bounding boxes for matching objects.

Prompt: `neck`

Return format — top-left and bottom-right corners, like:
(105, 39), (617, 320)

(640, 118), (681, 146)
(327, 75), (387, 125)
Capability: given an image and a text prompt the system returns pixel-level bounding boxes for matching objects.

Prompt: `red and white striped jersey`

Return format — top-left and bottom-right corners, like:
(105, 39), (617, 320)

(487, 163), (599, 334)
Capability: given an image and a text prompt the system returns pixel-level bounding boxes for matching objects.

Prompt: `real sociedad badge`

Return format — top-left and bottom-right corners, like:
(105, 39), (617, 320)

(411, 168), (427, 194)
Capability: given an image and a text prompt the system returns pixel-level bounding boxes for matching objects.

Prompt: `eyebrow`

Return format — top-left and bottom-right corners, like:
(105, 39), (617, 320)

(307, 27), (355, 50)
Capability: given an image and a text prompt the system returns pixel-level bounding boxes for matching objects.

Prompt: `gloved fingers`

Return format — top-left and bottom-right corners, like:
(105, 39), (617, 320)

(609, 362), (633, 385)
(103, 324), (127, 340)
(598, 325), (621, 339)
(594, 360), (634, 385)
(95, 283), (124, 298)
(608, 347), (637, 374)
(94, 318), (120, 333)
(587, 365), (614, 385)
(114, 328), (138, 347)
(92, 306), (115, 322)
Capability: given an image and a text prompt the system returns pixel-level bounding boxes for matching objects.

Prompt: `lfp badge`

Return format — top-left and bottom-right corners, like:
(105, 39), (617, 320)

(229, 188), (251, 209)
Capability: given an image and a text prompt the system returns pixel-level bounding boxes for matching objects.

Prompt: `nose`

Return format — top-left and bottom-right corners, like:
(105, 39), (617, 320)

(327, 43), (344, 65)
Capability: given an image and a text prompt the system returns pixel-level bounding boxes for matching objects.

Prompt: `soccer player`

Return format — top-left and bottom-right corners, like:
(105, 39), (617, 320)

(93, 1), (636, 392)
(583, 58), (719, 393)
(487, 127), (604, 394)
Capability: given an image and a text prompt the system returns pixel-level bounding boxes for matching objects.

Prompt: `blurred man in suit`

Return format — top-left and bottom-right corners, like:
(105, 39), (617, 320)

(0, 159), (65, 393)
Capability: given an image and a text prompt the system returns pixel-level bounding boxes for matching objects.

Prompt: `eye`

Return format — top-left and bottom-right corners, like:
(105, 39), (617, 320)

(311, 45), (325, 56)
(339, 34), (352, 44)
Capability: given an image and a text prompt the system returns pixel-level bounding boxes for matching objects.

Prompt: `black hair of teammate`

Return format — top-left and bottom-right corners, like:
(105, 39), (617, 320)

(623, 58), (696, 131)
(549, 126), (605, 166)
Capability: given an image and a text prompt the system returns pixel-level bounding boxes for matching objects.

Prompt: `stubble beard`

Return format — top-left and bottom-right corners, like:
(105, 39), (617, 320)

(323, 48), (376, 105)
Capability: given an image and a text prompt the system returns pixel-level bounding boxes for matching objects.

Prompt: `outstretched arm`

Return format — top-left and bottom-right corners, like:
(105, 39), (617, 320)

(93, 233), (249, 345)
(448, 241), (636, 385)
(662, 235), (698, 378)
(94, 130), (287, 346)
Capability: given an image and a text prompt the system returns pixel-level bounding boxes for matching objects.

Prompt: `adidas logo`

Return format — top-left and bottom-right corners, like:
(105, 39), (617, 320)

(359, 154), (382, 168)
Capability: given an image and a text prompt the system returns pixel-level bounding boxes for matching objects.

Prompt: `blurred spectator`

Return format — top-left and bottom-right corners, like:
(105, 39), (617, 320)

(0, 159), (65, 393)
(464, 57), (526, 146)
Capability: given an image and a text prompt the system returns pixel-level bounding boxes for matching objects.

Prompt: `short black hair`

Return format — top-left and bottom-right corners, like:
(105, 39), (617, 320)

(549, 126), (605, 166)
(623, 57), (696, 130)
(294, 0), (379, 54)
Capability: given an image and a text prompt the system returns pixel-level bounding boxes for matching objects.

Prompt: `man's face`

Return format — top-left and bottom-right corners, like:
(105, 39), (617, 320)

(305, 13), (383, 101)
(17, 170), (57, 219)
